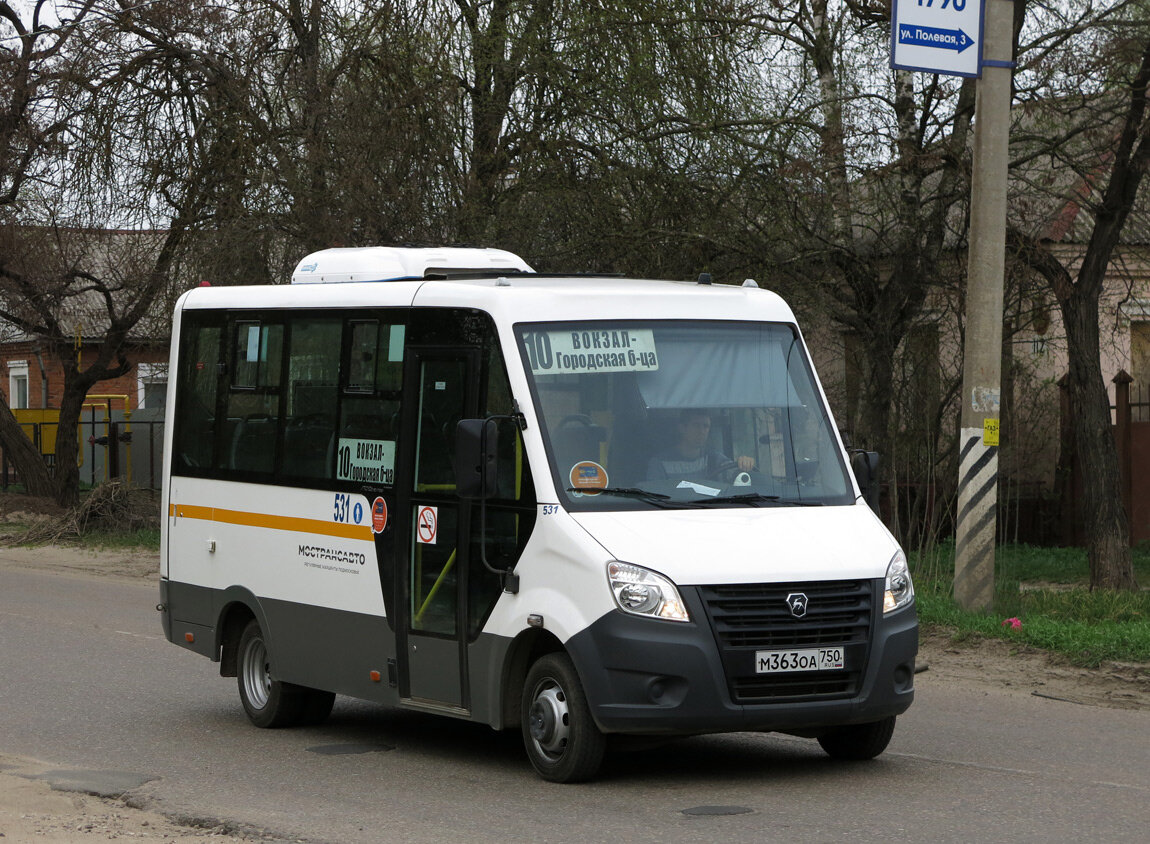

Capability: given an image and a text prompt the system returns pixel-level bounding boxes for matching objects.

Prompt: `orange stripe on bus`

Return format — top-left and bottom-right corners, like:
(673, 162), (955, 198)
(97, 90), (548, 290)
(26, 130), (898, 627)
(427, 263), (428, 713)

(169, 503), (372, 541)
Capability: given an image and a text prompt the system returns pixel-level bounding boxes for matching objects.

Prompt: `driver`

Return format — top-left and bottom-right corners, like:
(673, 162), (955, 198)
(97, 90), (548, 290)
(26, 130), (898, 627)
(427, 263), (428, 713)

(646, 409), (755, 480)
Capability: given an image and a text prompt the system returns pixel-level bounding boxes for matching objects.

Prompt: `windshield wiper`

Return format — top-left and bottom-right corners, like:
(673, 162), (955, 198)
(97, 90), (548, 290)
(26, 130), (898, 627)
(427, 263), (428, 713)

(566, 487), (693, 508)
(702, 492), (780, 506)
(702, 493), (824, 507)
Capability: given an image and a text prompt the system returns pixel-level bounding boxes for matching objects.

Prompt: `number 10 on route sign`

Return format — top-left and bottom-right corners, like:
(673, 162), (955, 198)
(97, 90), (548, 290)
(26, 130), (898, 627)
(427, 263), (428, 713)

(891, 0), (984, 78)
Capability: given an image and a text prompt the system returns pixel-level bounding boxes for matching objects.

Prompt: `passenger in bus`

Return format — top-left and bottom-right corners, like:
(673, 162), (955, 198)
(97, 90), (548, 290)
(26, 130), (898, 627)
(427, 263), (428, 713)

(646, 409), (754, 480)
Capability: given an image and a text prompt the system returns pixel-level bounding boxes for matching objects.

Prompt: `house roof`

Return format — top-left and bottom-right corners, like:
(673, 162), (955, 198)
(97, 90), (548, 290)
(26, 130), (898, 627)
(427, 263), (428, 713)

(1008, 93), (1150, 247)
(0, 226), (178, 346)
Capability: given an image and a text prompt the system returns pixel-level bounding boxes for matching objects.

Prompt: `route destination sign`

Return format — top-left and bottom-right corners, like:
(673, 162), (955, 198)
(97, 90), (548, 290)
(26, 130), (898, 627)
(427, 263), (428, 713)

(891, 0), (984, 78)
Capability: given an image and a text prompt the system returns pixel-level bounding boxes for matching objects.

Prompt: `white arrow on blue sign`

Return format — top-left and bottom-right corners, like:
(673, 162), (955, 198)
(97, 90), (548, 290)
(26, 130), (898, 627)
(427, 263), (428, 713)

(891, 0), (984, 77)
(898, 24), (974, 54)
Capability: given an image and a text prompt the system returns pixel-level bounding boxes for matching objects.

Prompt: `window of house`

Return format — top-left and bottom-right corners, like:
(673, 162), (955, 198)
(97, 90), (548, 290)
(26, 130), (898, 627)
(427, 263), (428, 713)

(7, 360), (29, 409)
(137, 363), (168, 410)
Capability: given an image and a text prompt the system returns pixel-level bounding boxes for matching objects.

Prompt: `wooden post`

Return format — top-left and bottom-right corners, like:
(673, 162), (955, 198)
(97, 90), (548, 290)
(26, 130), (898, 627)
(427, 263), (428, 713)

(1055, 374), (1077, 545)
(1114, 369), (1134, 546)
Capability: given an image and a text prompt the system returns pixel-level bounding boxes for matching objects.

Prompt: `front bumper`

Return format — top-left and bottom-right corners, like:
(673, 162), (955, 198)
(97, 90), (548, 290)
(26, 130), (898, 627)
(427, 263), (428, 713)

(565, 582), (917, 735)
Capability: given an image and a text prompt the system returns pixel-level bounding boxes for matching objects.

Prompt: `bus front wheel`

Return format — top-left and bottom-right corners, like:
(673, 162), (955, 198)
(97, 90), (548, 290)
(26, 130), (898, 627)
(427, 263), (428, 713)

(817, 716), (896, 760)
(521, 653), (605, 783)
(236, 619), (334, 728)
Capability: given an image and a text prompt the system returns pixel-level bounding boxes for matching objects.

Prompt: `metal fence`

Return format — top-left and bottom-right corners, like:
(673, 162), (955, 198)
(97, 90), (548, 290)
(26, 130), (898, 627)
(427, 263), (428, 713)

(2, 411), (165, 492)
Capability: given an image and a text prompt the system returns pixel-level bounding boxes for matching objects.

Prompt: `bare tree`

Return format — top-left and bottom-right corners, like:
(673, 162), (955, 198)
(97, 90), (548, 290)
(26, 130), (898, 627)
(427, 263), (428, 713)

(0, 1), (100, 497)
(723, 0), (975, 521)
(434, 0), (777, 273)
(0, 0), (252, 504)
(1006, 14), (1149, 589)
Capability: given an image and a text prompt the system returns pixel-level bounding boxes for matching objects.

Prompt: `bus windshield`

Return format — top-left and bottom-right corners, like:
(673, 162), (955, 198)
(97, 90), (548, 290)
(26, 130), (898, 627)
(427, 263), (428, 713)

(516, 320), (855, 510)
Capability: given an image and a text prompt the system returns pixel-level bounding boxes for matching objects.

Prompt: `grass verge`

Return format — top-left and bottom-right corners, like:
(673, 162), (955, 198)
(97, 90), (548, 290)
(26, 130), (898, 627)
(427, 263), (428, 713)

(911, 543), (1150, 667)
(78, 526), (161, 551)
(0, 482), (160, 550)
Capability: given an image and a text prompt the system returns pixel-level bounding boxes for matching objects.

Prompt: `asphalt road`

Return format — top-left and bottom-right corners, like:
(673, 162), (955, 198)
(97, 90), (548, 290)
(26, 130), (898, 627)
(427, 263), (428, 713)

(1, 564), (1147, 843)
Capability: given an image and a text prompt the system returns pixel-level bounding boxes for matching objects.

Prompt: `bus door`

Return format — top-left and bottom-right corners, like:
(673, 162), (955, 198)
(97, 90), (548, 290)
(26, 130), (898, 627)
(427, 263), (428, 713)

(397, 348), (480, 710)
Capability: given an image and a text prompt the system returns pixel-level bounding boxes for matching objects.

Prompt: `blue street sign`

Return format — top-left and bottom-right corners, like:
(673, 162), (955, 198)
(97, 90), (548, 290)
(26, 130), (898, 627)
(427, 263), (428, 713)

(891, 0), (984, 77)
(897, 24), (974, 54)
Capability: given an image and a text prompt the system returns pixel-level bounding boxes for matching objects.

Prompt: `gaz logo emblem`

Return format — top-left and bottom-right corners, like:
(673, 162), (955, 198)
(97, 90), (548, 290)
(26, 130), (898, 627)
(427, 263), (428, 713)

(785, 592), (809, 618)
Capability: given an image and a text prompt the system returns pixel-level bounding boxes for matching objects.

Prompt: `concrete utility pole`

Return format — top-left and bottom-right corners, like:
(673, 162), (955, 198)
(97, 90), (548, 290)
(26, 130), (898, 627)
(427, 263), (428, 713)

(954, 0), (1015, 612)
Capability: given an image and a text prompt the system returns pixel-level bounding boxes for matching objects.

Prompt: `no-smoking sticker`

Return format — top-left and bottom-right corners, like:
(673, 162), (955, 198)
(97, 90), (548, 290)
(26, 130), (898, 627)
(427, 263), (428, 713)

(416, 505), (438, 545)
(371, 497), (388, 534)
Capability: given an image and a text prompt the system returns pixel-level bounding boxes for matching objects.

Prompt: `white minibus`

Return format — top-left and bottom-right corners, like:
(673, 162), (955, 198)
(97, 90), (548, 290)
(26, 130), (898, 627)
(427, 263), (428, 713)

(160, 246), (916, 782)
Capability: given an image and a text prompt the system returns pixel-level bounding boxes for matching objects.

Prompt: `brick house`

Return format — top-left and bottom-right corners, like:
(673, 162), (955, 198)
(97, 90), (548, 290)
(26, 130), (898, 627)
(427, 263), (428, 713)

(0, 338), (169, 414)
(0, 227), (179, 485)
(0, 226), (176, 417)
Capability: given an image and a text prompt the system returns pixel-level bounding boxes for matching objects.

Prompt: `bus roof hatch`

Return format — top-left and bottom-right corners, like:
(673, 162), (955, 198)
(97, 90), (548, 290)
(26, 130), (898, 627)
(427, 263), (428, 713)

(290, 246), (533, 284)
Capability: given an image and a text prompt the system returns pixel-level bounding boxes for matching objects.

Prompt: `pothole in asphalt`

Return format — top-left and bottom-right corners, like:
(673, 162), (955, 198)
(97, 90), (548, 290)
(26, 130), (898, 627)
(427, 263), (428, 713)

(27, 769), (159, 798)
(306, 743), (395, 756)
(681, 805), (754, 816)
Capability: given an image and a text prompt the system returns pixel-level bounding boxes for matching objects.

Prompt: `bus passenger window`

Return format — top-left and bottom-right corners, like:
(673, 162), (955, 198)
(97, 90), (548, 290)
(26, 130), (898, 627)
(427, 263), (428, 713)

(226, 322), (283, 474)
(232, 322), (283, 389)
(173, 320), (221, 471)
(347, 321), (403, 393)
(336, 397), (400, 486)
(336, 319), (404, 487)
(282, 318), (341, 479)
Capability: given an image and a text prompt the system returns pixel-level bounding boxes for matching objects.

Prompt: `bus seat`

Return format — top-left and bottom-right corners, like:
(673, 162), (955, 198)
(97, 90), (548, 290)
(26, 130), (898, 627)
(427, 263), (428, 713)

(606, 415), (653, 487)
(231, 415), (277, 472)
(552, 416), (606, 475)
(281, 414), (334, 478)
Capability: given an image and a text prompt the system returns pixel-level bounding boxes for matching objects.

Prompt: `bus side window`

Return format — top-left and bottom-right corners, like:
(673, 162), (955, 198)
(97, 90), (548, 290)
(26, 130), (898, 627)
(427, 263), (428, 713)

(346, 321), (403, 393)
(282, 318), (341, 480)
(173, 319), (222, 472)
(225, 321), (283, 474)
(336, 319), (403, 486)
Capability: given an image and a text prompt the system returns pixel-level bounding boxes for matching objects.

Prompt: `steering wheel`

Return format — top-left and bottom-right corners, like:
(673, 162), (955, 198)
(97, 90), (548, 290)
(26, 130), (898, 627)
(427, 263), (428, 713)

(708, 459), (740, 480)
(558, 414), (596, 429)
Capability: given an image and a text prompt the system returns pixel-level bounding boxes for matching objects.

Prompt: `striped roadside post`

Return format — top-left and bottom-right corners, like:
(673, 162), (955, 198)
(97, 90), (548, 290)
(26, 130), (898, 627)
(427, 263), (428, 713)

(955, 422), (999, 610)
(954, 0), (1012, 611)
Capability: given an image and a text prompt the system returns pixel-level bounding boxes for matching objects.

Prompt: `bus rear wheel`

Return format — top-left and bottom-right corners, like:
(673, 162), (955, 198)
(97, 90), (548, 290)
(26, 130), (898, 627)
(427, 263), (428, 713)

(817, 716), (896, 760)
(237, 619), (335, 728)
(521, 653), (605, 783)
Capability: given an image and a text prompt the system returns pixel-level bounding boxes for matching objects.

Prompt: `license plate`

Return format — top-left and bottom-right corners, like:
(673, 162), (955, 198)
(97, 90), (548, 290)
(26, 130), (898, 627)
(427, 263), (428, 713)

(755, 647), (845, 674)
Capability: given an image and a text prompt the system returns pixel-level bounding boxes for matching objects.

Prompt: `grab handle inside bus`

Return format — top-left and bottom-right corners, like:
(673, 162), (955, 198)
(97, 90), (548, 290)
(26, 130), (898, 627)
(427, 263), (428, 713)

(455, 418), (499, 499)
(454, 416), (520, 594)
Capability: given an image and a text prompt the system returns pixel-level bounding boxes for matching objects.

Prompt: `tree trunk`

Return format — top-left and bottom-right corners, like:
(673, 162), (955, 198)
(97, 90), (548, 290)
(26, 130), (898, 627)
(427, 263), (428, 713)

(854, 335), (897, 456)
(52, 386), (85, 508)
(0, 400), (54, 497)
(1011, 229), (1139, 590)
(1013, 37), (1150, 591)
(1061, 292), (1138, 590)
(51, 350), (118, 508)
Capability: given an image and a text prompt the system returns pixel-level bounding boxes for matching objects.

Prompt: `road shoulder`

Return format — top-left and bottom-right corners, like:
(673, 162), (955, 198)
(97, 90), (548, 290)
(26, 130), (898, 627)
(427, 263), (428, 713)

(0, 753), (267, 842)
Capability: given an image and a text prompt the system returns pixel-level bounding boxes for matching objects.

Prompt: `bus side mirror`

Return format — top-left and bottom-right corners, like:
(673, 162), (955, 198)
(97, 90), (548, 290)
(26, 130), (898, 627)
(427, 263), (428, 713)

(850, 450), (881, 516)
(455, 418), (499, 499)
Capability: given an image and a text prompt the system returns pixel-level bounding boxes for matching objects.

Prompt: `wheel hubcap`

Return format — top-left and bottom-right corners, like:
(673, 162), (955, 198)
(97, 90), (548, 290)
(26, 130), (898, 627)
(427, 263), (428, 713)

(528, 682), (569, 758)
(242, 637), (272, 709)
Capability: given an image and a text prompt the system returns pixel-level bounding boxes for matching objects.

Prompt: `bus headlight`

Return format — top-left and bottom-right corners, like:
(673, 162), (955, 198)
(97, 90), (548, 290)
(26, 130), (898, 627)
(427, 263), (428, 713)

(607, 562), (690, 622)
(883, 550), (914, 614)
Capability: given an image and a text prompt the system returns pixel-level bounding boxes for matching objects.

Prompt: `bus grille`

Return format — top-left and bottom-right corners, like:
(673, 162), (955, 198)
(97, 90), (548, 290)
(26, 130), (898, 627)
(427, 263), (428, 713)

(698, 579), (876, 704)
